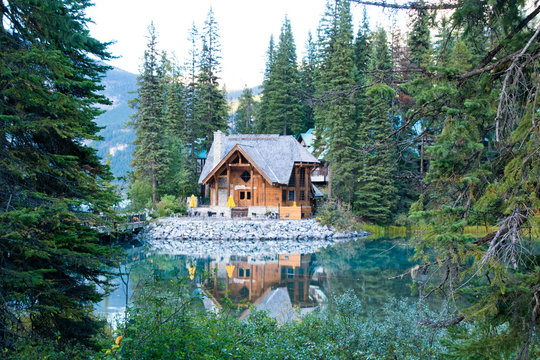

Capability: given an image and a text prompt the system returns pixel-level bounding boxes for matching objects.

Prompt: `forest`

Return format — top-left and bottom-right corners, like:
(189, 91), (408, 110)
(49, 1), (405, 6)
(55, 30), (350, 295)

(1, 0), (539, 358)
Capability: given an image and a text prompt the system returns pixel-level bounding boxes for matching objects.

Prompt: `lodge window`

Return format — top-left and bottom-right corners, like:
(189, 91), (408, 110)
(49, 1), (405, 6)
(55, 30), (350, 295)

(282, 190), (287, 202)
(287, 267), (295, 279)
(300, 191), (305, 201)
(240, 191), (251, 200)
(288, 168), (296, 187)
(288, 191), (295, 201)
(240, 170), (251, 183)
(299, 167), (306, 187)
(239, 268), (250, 277)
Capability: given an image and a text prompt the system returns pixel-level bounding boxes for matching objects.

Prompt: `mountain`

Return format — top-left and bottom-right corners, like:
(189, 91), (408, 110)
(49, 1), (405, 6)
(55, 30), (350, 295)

(91, 66), (262, 180)
(91, 67), (138, 179)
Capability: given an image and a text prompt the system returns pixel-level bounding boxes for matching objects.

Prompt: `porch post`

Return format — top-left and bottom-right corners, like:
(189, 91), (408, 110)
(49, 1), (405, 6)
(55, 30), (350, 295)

(226, 165), (230, 200)
(213, 175), (217, 206)
(262, 180), (266, 206)
(250, 166), (254, 206)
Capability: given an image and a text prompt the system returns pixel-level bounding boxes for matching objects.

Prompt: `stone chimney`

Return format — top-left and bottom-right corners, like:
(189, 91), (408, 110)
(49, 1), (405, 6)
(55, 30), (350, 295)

(213, 130), (225, 169)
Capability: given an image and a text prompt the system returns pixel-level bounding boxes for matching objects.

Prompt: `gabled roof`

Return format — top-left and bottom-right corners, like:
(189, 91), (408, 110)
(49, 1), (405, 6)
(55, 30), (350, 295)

(198, 134), (319, 185)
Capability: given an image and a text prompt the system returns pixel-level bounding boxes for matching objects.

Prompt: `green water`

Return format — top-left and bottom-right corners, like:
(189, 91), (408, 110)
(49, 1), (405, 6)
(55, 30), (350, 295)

(97, 236), (419, 323)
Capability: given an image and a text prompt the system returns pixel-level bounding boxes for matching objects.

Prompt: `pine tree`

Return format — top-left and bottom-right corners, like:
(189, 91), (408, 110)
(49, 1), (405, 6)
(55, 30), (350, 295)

(256, 35), (276, 133)
(298, 32), (317, 131)
(0, 0), (119, 348)
(129, 23), (170, 207)
(233, 86), (258, 134)
(403, 1), (540, 356)
(258, 17), (303, 135)
(407, 0), (432, 71)
(314, 0), (357, 205)
(354, 28), (397, 224)
(185, 22), (199, 148)
(195, 8), (228, 147)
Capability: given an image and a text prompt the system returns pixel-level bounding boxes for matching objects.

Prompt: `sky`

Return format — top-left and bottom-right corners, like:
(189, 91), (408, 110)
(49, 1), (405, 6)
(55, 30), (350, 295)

(86, 0), (401, 91)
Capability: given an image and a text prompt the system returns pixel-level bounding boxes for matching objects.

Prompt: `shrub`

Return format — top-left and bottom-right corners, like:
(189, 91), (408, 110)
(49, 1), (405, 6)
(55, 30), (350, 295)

(155, 194), (186, 217)
(105, 270), (451, 359)
(316, 200), (362, 232)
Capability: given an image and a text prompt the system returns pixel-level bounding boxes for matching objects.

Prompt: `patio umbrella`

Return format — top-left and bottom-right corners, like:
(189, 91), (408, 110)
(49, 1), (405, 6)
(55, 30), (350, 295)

(226, 195), (235, 207)
(189, 194), (196, 207)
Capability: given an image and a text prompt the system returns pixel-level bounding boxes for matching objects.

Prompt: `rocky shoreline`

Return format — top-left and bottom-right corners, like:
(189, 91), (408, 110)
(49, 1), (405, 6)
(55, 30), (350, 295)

(142, 217), (369, 256)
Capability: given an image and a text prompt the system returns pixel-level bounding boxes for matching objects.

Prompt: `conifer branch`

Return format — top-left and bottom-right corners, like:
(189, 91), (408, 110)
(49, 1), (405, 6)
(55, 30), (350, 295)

(350, 0), (462, 10)
(480, 5), (540, 68)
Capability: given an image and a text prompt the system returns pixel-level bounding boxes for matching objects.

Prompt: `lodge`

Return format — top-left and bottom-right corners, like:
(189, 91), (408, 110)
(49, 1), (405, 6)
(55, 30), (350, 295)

(197, 131), (320, 219)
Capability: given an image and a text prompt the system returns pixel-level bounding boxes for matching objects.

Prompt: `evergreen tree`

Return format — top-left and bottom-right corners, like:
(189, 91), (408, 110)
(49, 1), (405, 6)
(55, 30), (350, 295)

(355, 83), (397, 224)
(258, 17), (303, 135)
(403, 1), (540, 356)
(256, 35), (276, 133)
(314, 0), (357, 204)
(233, 86), (258, 134)
(354, 28), (398, 224)
(407, 0), (432, 71)
(298, 32), (317, 131)
(129, 23), (169, 207)
(184, 22), (199, 148)
(0, 0), (119, 349)
(195, 9), (228, 147)
(166, 62), (187, 140)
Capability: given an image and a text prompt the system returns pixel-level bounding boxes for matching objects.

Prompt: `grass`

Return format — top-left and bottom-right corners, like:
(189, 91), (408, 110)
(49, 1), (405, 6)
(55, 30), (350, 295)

(361, 224), (499, 239)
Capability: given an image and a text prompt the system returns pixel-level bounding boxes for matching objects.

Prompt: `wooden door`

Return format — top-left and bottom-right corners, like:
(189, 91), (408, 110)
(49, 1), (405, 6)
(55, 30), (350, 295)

(236, 188), (252, 207)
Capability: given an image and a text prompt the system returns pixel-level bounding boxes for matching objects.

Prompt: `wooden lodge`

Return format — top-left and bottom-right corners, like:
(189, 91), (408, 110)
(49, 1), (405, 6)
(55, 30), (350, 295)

(198, 131), (320, 219)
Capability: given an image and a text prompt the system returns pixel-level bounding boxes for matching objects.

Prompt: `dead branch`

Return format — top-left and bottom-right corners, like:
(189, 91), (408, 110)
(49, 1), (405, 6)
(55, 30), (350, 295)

(495, 25), (540, 142)
(480, 6), (540, 68)
(459, 50), (522, 80)
(350, 0), (462, 10)
(420, 315), (465, 328)
(480, 207), (530, 269)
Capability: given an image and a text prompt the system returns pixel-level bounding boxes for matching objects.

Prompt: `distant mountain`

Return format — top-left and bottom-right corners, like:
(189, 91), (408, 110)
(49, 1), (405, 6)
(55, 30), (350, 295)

(91, 67), (261, 180)
(226, 85), (262, 100)
(91, 67), (138, 179)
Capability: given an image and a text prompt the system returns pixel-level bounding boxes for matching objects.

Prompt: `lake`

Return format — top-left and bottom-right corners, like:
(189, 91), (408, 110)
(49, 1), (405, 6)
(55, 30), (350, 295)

(96, 235), (419, 325)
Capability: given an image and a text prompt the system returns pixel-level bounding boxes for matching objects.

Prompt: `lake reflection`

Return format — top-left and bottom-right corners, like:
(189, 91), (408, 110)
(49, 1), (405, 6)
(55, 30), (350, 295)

(97, 237), (418, 324)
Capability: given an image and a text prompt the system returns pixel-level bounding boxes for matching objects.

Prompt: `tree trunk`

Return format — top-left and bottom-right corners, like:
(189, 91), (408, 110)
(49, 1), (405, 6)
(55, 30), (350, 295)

(328, 164), (332, 200)
(151, 161), (157, 207)
(420, 133), (424, 177)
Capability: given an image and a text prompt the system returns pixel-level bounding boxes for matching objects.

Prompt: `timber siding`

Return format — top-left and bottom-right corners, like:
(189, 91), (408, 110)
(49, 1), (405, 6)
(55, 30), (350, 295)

(199, 131), (320, 209)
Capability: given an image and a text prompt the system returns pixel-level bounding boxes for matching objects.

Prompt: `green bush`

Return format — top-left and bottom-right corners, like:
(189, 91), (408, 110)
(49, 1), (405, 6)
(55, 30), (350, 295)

(104, 270), (451, 359)
(316, 201), (362, 232)
(129, 180), (153, 210)
(155, 194), (186, 217)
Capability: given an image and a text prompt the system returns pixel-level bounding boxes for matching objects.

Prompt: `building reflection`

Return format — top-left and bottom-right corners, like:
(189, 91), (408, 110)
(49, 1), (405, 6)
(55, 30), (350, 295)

(203, 253), (328, 321)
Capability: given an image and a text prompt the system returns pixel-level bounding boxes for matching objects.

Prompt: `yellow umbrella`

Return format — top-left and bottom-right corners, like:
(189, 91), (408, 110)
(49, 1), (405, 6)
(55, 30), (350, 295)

(226, 195), (235, 207)
(293, 201), (297, 207)
(189, 194), (196, 207)
(226, 265), (235, 278)
(188, 266), (196, 280)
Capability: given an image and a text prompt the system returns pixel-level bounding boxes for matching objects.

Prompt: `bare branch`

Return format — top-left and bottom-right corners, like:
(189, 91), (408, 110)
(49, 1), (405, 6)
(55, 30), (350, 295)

(480, 6), (540, 68)
(350, 0), (462, 10)
(420, 315), (465, 328)
(494, 25), (540, 142)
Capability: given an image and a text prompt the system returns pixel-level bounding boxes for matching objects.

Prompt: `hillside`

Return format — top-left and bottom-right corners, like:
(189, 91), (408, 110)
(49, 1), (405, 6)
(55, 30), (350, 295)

(91, 67), (138, 179)
(91, 67), (260, 179)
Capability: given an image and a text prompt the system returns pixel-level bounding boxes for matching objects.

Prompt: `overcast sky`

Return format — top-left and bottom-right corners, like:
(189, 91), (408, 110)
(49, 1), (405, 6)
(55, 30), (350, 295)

(86, 0), (400, 91)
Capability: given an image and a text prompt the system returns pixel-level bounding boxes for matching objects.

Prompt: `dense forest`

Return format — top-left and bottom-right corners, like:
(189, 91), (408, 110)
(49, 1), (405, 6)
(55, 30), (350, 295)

(1, 0), (539, 358)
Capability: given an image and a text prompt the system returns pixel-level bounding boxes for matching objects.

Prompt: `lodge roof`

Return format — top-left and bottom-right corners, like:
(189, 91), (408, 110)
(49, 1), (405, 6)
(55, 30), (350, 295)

(199, 132), (319, 185)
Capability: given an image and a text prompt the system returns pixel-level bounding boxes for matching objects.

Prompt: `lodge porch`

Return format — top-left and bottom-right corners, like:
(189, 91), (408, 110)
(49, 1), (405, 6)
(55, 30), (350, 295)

(188, 205), (313, 220)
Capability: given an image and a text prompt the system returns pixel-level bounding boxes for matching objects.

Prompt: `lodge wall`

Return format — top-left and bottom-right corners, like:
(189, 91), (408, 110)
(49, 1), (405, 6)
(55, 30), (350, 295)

(207, 150), (316, 209)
